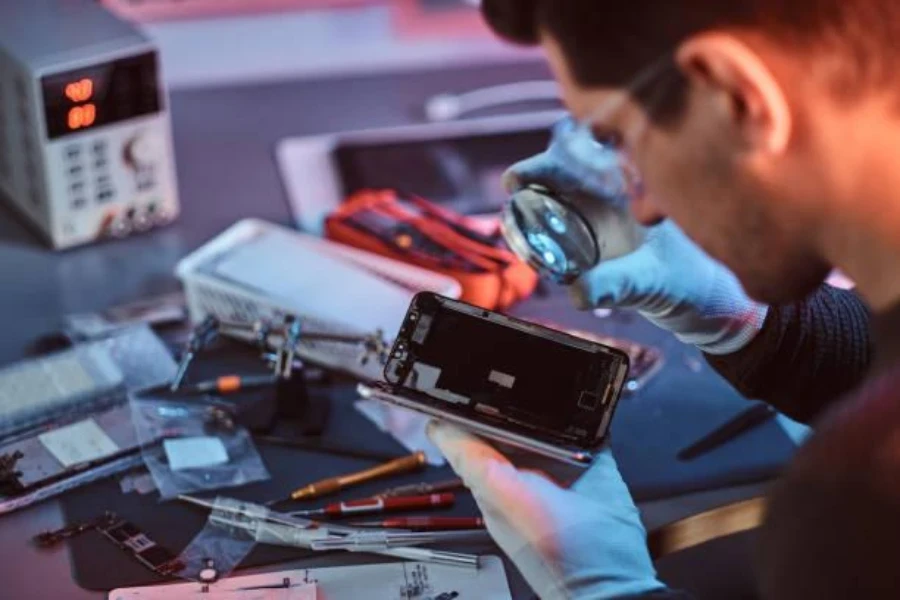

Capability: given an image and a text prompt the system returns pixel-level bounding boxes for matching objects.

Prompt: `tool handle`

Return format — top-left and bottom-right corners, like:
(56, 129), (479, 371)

(337, 451), (427, 488)
(291, 451), (427, 500)
(216, 375), (242, 394)
(214, 373), (277, 394)
(326, 493), (454, 516)
(326, 497), (384, 516)
(375, 478), (465, 498)
(384, 517), (485, 530)
(291, 478), (342, 500)
(381, 493), (455, 512)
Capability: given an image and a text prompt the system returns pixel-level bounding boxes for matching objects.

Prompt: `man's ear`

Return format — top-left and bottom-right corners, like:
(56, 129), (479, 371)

(675, 34), (791, 154)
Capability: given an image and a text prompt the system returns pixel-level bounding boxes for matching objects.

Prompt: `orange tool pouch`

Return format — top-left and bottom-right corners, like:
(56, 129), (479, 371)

(324, 189), (538, 311)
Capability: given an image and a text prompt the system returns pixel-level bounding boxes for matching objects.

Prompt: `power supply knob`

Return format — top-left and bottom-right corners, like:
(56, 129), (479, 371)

(123, 132), (162, 170)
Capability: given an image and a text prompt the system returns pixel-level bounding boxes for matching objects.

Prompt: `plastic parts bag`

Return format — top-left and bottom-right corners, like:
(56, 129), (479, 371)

(176, 496), (259, 582)
(129, 392), (270, 499)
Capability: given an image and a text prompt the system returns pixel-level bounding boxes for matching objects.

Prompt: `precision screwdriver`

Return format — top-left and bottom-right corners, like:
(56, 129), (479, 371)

(350, 517), (486, 531)
(174, 373), (278, 396)
(374, 478), (465, 499)
(288, 493), (455, 518)
(277, 451), (427, 503)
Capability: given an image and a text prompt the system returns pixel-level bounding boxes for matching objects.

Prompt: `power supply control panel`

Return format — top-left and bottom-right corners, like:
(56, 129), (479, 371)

(0, 0), (179, 249)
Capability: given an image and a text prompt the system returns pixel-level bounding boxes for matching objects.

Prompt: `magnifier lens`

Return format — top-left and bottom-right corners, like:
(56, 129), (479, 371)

(502, 186), (599, 282)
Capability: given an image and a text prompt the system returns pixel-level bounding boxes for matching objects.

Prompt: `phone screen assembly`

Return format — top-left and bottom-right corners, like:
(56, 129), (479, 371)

(365, 293), (630, 465)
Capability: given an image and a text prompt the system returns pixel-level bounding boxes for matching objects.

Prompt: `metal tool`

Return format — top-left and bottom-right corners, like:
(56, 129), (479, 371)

(677, 403), (778, 461)
(177, 495), (358, 534)
(178, 495), (480, 569)
(281, 451), (428, 502)
(275, 316), (303, 380)
(374, 478), (465, 499)
(170, 315), (219, 391)
(175, 373), (278, 396)
(310, 530), (489, 552)
(260, 353), (304, 372)
(367, 547), (478, 569)
(288, 493), (455, 518)
(219, 317), (390, 369)
(311, 529), (491, 549)
(351, 517), (485, 531)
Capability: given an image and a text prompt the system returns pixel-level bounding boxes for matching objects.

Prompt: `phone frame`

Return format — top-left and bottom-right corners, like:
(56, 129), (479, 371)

(376, 292), (630, 464)
(360, 380), (603, 465)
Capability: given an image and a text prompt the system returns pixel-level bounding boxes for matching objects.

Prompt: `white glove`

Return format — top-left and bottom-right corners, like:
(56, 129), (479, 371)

(428, 422), (666, 600)
(505, 139), (768, 356)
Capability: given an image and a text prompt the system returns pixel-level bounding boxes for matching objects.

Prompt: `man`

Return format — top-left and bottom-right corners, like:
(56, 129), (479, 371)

(426, 1), (900, 598)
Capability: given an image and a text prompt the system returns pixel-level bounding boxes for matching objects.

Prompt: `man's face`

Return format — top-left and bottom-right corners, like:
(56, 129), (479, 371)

(542, 36), (831, 304)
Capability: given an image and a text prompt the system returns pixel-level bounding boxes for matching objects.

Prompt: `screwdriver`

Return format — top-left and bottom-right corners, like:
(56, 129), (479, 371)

(279, 451), (427, 502)
(350, 517), (486, 531)
(288, 493), (455, 518)
(374, 478), (465, 499)
(174, 374), (278, 396)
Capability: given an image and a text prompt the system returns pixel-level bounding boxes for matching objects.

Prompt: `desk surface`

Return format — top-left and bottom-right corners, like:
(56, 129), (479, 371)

(0, 61), (771, 599)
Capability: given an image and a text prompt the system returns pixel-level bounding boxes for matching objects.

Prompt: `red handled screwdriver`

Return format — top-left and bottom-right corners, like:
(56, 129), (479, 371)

(350, 517), (486, 531)
(288, 493), (455, 518)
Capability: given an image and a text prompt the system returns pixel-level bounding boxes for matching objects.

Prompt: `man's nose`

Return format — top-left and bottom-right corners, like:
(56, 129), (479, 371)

(630, 189), (667, 226)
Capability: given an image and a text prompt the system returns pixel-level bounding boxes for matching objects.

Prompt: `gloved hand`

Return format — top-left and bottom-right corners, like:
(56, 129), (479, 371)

(504, 136), (768, 356)
(428, 421), (666, 600)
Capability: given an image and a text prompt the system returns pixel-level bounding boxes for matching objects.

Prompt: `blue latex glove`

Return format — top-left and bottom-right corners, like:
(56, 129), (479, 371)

(428, 422), (666, 600)
(504, 133), (768, 355)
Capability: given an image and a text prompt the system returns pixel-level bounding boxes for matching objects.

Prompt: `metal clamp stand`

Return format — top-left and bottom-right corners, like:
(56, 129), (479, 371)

(214, 315), (389, 436)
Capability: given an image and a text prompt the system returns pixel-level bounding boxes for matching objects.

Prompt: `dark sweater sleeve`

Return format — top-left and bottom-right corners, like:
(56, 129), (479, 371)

(704, 285), (873, 424)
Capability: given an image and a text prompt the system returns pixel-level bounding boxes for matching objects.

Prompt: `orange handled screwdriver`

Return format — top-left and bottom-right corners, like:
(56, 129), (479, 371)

(350, 517), (486, 531)
(286, 451), (428, 502)
(289, 493), (455, 518)
(177, 374), (278, 395)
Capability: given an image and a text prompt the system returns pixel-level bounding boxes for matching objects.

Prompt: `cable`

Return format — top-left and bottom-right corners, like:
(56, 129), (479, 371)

(425, 81), (561, 122)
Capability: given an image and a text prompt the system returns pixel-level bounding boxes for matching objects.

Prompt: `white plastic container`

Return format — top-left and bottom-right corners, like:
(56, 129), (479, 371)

(175, 219), (461, 380)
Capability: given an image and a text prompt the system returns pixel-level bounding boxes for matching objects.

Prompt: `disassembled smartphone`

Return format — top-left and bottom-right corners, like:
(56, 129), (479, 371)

(361, 292), (630, 465)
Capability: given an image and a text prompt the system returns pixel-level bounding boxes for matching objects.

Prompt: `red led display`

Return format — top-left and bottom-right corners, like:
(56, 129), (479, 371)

(67, 104), (97, 130)
(42, 52), (161, 139)
(64, 79), (94, 103)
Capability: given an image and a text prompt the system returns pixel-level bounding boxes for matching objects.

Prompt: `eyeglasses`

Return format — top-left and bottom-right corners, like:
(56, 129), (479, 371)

(552, 57), (678, 206)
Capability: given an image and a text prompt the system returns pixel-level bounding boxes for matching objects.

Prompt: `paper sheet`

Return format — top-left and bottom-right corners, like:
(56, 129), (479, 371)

(39, 419), (120, 468)
(110, 555), (511, 600)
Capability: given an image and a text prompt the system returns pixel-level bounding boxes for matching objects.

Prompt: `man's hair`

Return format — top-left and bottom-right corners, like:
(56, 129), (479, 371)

(481, 0), (900, 98)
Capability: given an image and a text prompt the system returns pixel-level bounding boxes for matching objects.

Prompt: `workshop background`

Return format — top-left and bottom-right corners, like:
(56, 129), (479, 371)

(0, 1), (808, 599)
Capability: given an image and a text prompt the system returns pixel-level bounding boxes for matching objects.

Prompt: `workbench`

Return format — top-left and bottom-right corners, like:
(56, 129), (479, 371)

(0, 60), (789, 599)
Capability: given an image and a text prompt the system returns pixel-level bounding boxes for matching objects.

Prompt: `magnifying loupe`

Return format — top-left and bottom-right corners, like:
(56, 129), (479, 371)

(501, 183), (645, 283)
